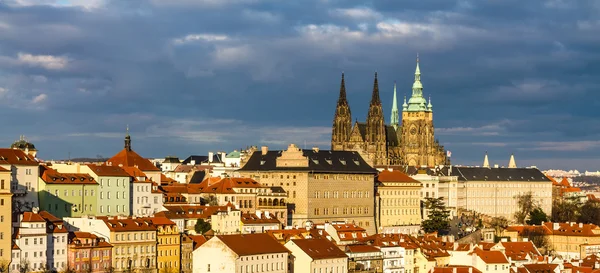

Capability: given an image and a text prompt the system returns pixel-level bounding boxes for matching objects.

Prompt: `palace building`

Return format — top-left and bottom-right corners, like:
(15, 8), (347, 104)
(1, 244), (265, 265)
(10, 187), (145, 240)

(331, 56), (448, 167)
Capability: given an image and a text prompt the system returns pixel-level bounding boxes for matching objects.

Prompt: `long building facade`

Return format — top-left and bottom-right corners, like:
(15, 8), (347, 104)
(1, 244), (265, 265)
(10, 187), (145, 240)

(331, 57), (448, 167)
(238, 144), (378, 234)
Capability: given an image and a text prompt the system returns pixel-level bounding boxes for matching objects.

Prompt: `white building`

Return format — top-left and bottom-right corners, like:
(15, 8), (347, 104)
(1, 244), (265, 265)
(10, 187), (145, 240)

(11, 211), (48, 273)
(39, 211), (68, 271)
(284, 238), (348, 273)
(193, 233), (289, 273)
(124, 167), (165, 216)
(0, 149), (39, 212)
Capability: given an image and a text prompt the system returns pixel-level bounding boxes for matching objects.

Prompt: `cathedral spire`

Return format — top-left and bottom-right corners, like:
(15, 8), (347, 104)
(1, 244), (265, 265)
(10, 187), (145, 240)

(391, 81), (399, 130)
(337, 72), (348, 106)
(370, 72), (381, 105)
(406, 54), (427, 112)
(124, 125), (132, 151)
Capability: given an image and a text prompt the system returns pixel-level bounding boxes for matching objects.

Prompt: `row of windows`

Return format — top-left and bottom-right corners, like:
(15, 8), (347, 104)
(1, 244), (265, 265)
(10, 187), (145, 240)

(100, 191), (128, 200)
(313, 207), (370, 215)
(115, 245), (155, 254)
(47, 203), (94, 213)
(75, 250), (109, 258)
(158, 249), (178, 256)
(382, 209), (419, 216)
(314, 190), (370, 199)
(159, 261), (178, 268)
(383, 198), (419, 206)
(99, 205), (127, 214)
(380, 190), (420, 196)
(53, 189), (95, 197)
(99, 178), (128, 187)
(114, 232), (156, 242)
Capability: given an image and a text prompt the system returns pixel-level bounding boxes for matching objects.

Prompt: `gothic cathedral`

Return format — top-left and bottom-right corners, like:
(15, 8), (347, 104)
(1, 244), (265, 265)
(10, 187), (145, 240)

(331, 56), (448, 167)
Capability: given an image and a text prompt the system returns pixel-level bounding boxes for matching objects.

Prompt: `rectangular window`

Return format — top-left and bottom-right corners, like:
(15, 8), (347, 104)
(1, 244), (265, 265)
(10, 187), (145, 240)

(0, 180), (4, 190)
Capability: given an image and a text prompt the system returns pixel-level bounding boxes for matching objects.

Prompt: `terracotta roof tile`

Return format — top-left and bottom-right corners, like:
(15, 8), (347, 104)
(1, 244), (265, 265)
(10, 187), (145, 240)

(0, 166), (9, 172)
(0, 148), (38, 166)
(106, 148), (159, 172)
(433, 266), (482, 273)
(501, 241), (541, 261)
(377, 169), (420, 183)
(217, 233), (289, 256)
(523, 263), (559, 273)
(471, 248), (509, 264)
(290, 238), (348, 260)
(99, 216), (157, 232)
(241, 213), (281, 225)
(266, 228), (330, 244)
(40, 166), (97, 185)
(21, 212), (45, 222)
(86, 164), (130, 177)
(345, 244), (381, 253)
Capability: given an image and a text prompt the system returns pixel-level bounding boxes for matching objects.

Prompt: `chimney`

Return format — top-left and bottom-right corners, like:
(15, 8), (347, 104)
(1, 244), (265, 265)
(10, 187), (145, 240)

(522, 238), (528, 242)
(509, 257), (512, 264)
(221, 152), (227, 162)
(312, 146), (319, 152)
(256, 210), (262, 218)
(453, 268), (457, 273)
(579, 223), (583, 228)
(553, 222), (560, 230)
(501, 238), (508, 242)
(494, 164), (499, 168)
(570, 222), (574, 227)
(190, 160), (196, 165)
(265, 211), (270, 218)
(468, 268), (472, 273)
(261, 146), (268, 155)
(227, 206), (231, 213)
(208, 152), (214, 163)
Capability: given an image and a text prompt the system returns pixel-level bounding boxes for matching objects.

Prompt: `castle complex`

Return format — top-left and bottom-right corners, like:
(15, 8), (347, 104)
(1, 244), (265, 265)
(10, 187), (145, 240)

(331, 56), (448, 167)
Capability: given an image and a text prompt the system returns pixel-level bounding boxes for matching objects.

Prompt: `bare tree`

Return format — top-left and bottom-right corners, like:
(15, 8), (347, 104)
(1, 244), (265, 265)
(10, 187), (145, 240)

(490, 217), (509, 237)
(102, 267), (115, 273)
(522, 226), (552, 254)
(0, 260), (10, 273)
(514, 192), (536, 224)
(19, 259), (31, 273)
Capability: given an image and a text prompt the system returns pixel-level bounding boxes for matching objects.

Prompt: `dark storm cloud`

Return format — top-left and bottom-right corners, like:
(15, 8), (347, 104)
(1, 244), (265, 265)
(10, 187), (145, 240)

(0, 0), (598, 170)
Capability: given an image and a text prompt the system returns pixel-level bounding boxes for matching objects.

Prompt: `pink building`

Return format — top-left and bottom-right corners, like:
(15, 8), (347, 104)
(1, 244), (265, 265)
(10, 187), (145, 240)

(67, 231), (113, 272)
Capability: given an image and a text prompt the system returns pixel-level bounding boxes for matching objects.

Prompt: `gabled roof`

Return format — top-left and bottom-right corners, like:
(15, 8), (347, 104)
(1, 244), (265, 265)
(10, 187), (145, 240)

(0, 166), (9, 172)
(582, 254), (600, 268)
(39, 166), (97, 185)
(99, 216), (157, 232)
(523, 263), (559, 273)
(21, 212), (45, 222)
(106, 149), (160, 172)
(377, 169), (420, 183)
(86, 164), (130, 177)
(241, 213), (281, 225)
(197, 177), (264, 194)
(189, 234), (208, 250)
(501, 241), (541, 261)
(289, 238), (348, 260)
(239, 148), (377, 174)
(121, 166), (151, 182)
(345, 244), (381, 253)
(0, 148), (38, 166)
(266, 228), (330, 244)
(217, 233), (289, 256)
(433, 266), (482, 273)
(181, 155), (208, 165)
(471, 247), (509, 264)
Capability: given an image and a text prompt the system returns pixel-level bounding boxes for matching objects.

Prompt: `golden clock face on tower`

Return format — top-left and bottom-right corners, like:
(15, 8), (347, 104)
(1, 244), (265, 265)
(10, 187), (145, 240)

(410, 127), (417, 135)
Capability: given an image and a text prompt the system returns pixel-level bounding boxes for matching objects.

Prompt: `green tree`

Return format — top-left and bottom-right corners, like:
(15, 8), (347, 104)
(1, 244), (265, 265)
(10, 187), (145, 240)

(578, 200), (600, 225)
(421, 197), (450, 234)
(522, 226), (552, 254)
(194, 219), (212, 234)
(514, 192), (536, 224)
(527, 208), (549, 225)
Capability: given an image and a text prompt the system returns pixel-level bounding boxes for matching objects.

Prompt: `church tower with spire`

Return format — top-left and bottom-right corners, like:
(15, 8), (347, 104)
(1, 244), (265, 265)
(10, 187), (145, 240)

(331, 73), (352, 150)
(365, 73), (387, 166)
(398, 55), (447, 166)
(330, 54), (447, 167)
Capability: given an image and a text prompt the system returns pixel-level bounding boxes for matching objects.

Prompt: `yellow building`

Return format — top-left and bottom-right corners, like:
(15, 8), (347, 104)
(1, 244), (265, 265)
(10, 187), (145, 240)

(145, 217), (180, 273)
(101, 217), (158, 273)
(376, 169), (422, 228)
(504, 222), (600, 259)
(238, 144), (378, 234)
(0, 166), (12, 265)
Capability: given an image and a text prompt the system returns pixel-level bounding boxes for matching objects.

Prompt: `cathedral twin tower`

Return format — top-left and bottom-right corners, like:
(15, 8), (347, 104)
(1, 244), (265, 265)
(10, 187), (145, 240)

(331, 56), (448, 167)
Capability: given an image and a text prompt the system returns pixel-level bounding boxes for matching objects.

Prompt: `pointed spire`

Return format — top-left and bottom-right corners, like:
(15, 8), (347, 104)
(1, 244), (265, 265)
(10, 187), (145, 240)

(402, 95), (408, 111)
(483, 151), (490, 168)
(337, 72), (348, 106)
(415, 53), (421, 76)
(390, 81), (399, 130)
(508, 153), (517, 168)
(370, 72), (381, 105)
(427, 96), (432, 111)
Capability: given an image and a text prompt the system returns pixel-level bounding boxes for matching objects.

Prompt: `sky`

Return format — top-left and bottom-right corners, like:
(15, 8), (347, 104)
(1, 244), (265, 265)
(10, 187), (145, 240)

(0, 0), (599, 171)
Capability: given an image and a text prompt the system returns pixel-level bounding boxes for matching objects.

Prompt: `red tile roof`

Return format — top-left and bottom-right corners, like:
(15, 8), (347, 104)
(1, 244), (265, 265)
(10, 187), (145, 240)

(0, 148), (38, 166)
(40, 166), (97, 185)
(106, 148), (160, 172)
(290, 238), (348, 260)
(197, 177), (264, 194)
(543, 222), (600, 237)
(99, 216), (157, 232)
(266, 228), (330, 244)
(217, 233), (289, 256)
(377, 169), (420, 183)
(69, 231), (113, 248)
(433, 266), (482, 273)
(501, 241), (541, 261)
(523, 263), (559, 273)
(582, 254), (600, 268)
(345, 244), (381, 253)
(86, 164), (130, 177)
(21, 212), (45, 222)
(471, 248), (509, 264)
(0, 166), (9, 172)
(189, 234), (208, 250)
(241, 213), (281, 225)
(121, 166), (151, 182)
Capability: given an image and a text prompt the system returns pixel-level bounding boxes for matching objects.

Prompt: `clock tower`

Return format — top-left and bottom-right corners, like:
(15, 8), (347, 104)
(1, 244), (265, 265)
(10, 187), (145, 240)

(399, 55), (447, 166)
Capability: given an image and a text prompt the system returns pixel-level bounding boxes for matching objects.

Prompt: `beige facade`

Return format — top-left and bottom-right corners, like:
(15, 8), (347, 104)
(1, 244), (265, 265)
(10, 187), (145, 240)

(377, 170), (422, 227)
(238, 144), (377, 234)
(210, 208), (241, 235)
(0, 149), (39, 212)
(284, 238), (348, 273)
(0, 168), (11, 266)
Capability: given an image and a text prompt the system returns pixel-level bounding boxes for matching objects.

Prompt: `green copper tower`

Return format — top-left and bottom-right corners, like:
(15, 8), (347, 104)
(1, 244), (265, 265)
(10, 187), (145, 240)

(406, 54), (431, 112)
(390, 81), (399, 130)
